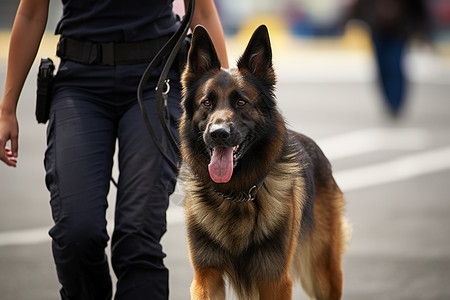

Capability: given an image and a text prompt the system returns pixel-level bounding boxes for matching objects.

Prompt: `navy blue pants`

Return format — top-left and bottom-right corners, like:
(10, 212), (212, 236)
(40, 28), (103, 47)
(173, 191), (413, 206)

(44, 60), (181, 300)
(372, 35), (407, 116)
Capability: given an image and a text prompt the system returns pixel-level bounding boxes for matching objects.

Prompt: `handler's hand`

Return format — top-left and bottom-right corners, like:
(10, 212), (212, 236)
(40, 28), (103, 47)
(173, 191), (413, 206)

(0, 112), (19, 167)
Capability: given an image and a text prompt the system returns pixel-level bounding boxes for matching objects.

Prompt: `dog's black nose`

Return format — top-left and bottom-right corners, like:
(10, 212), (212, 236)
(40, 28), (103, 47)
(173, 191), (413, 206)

(209, 124), (230, 143)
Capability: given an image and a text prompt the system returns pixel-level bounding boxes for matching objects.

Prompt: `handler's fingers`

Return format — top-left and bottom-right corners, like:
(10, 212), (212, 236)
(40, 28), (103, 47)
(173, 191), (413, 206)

(1, 146), (17, 167)
(6, 149), (18, 165)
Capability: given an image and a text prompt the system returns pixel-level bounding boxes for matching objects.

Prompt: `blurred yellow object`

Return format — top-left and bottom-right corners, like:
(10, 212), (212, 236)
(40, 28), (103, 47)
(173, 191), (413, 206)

(234, 15), (290, 49)
(340, 21), (373, 51)
(0, 31), (11, 60)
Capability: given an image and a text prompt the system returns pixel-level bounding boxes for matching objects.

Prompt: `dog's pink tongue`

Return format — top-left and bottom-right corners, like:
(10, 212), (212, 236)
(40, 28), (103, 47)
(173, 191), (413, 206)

(208, 147), (234, 183)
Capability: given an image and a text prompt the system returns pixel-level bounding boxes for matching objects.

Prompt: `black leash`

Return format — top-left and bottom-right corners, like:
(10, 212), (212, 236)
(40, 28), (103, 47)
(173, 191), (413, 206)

(137, 0), (195, 174)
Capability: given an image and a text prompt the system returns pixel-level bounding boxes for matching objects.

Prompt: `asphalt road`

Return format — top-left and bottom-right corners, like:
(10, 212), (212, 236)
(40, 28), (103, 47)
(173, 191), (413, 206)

(1, 39), (450, 299)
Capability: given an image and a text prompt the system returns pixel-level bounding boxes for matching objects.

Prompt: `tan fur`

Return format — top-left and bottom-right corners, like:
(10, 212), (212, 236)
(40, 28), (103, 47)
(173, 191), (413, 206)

(190, 268), (225, 300)
(182, 152), (305, 299)
(291, 184), (349, 300)
(183, 152), (303, 256)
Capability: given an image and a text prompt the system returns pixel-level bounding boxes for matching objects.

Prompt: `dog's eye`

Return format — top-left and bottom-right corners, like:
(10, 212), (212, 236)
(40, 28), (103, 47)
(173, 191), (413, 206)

(201, 99), (212, 108)
(237, 99), (247, 107)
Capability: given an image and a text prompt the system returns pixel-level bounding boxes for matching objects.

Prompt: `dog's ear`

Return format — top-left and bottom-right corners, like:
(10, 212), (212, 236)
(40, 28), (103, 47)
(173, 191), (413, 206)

(184, 25), (221, 83)
(237, 25), (275, 85)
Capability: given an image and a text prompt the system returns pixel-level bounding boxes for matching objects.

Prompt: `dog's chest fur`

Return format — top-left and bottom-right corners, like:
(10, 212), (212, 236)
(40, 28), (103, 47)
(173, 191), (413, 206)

(182, 150), (306, 277)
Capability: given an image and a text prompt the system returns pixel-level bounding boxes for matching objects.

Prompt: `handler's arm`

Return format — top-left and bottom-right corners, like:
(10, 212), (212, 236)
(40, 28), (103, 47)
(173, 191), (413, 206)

(186, 0), (229, 69)
(0, 0), (50, 167)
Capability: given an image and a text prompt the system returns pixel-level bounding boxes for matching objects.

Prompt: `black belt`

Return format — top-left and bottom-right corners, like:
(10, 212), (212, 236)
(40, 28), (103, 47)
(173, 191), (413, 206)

(56, 36), (171, 66)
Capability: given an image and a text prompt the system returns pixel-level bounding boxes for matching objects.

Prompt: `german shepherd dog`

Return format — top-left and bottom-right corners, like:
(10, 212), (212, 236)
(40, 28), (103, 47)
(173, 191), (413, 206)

(179, 25), (352, 300)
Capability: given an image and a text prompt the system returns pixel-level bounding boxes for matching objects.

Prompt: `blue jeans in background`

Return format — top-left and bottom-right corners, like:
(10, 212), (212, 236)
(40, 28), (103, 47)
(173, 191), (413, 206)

(372, 35), (407, 116)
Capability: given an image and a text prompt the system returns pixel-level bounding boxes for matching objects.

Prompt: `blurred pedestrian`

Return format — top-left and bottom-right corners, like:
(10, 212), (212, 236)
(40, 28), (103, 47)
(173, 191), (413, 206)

(0, 0), (228, 299)
(350, 0), (430, 117)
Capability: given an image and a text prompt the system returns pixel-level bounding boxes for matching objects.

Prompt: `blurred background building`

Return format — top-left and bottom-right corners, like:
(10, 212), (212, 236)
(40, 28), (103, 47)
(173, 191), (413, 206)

(213, 0), (450, 41)
(1, 0), (449, 41)
(1, 0), (449, 116)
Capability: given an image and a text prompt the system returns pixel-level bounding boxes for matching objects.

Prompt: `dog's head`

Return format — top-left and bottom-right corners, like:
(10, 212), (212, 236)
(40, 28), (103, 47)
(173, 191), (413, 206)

(180, 25), (286, 187)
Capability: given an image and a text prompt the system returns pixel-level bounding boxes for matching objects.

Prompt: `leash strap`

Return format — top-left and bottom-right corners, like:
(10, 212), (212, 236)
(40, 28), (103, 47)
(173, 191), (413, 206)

(137, 0), (195, 174)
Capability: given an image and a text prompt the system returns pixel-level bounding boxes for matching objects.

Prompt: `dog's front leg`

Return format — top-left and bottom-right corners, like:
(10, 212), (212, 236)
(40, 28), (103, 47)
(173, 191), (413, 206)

(258, 275), (293, 300)
(190, 268), (225, 300)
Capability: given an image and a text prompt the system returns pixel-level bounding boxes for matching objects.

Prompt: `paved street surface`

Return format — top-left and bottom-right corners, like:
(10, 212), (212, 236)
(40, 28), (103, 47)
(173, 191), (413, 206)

(1, 33), (450, 299)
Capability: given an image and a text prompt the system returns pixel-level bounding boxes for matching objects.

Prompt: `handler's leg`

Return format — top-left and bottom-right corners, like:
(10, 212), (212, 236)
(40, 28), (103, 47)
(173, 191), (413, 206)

(112, 89), (180, 299)
(45, 93), (116, 300)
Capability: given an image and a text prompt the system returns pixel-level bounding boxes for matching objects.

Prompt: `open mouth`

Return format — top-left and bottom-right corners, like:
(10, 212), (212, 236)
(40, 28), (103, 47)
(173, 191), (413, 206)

(207, 145), (242, 183)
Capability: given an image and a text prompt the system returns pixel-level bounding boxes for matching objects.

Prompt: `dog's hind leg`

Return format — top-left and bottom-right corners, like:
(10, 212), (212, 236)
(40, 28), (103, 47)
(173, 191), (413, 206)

(293, 191), (347, 300)
(190, 268), (225, 300)
(298, 241), (343, 300)
(293, 234), (343, 300)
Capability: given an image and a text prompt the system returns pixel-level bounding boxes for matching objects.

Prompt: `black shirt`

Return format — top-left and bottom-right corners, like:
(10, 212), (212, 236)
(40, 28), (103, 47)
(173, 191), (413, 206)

(55, 0), (181, 42)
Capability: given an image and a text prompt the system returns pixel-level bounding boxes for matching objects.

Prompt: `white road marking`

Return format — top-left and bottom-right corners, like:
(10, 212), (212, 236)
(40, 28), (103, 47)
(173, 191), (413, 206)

(0, 227), (50, 247)
(0, 128), (447, 247)
(335, 145), (450, 191)
(317, 127), (430, 161)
